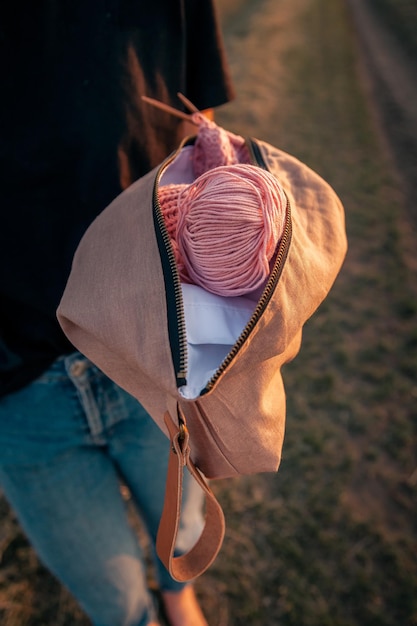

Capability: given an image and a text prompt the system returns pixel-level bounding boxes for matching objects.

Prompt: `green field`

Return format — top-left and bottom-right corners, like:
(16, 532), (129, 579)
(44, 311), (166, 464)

(1, 0), (416, 624)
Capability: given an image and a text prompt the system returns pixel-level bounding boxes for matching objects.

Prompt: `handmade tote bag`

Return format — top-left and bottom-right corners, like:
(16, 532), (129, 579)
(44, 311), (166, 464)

(57, 96), (347, 581)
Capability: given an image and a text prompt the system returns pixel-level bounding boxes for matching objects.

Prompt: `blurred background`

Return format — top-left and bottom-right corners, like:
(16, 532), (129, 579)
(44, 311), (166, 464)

(1, 0), (416, 624)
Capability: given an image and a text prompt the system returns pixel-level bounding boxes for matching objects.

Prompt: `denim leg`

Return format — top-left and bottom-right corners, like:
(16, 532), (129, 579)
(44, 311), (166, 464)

(106, 408), (205, 591)
(0, 449), (154, 626)
(0, 353), (160, 626)
(74, 353), (205, 591)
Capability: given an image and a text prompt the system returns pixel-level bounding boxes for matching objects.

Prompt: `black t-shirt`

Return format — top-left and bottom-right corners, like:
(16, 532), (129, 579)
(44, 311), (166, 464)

(0, 1), (234, 396)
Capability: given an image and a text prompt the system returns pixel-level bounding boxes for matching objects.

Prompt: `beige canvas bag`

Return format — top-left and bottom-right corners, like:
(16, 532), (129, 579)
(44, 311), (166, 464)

(57, 104), (347, 581)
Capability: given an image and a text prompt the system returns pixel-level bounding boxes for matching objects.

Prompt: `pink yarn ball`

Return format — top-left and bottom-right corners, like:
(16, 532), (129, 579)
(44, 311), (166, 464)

(175, 164), (287, 296)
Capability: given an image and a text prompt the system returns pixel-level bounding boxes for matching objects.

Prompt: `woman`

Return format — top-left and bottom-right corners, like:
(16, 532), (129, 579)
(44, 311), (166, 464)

(0, 2), (234, 624)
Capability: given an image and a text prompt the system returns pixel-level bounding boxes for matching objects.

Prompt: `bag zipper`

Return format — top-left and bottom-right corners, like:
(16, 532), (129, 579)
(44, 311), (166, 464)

(153, 137), (292, 391)
(153, 146), (189, 387)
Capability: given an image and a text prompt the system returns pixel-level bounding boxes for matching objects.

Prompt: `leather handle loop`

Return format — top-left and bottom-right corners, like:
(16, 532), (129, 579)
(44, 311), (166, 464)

(156, 410), (226, 582)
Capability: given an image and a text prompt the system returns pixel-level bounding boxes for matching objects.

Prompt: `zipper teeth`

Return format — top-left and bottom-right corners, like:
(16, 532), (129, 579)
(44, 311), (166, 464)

(202, 194), (292, 394)
(153, 155), (188, 382)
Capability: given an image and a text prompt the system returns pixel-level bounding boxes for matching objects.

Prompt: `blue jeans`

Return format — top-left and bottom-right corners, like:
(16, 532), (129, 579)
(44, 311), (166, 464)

(0, 352), (204, 626)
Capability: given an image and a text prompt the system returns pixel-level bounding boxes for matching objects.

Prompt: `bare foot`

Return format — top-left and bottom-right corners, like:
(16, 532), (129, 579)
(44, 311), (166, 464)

(161, 585), (208, 626)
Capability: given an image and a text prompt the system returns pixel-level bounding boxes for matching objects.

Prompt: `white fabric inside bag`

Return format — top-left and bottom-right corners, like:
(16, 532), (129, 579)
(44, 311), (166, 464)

(179, 284), (255, 399)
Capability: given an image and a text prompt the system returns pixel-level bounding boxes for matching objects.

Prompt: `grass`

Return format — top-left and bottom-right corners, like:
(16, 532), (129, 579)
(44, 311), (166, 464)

(1, 0), (417, 624)
(206, 0), (417, 624)
(368, 0), (417, 61)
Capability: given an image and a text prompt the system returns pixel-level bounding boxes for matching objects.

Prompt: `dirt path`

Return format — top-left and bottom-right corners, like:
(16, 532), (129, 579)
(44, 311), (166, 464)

(216, 0), (309, 144)
(345, 0), (417, 217)
(218, 0), (417, 217)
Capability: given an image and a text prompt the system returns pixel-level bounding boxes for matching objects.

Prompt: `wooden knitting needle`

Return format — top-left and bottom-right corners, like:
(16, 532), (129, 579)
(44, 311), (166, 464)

(141, 95), (200, 126)
(176, 92), (200, 114)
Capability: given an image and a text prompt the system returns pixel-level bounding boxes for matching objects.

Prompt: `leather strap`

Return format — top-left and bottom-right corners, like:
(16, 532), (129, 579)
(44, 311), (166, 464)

(156, 409), (226, 582)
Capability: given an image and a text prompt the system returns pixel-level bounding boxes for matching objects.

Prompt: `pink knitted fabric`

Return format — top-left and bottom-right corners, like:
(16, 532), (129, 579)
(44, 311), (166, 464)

(159, 183), (190, 281)
(158, 119), (287, 296)
(191, 112), (251, 176)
